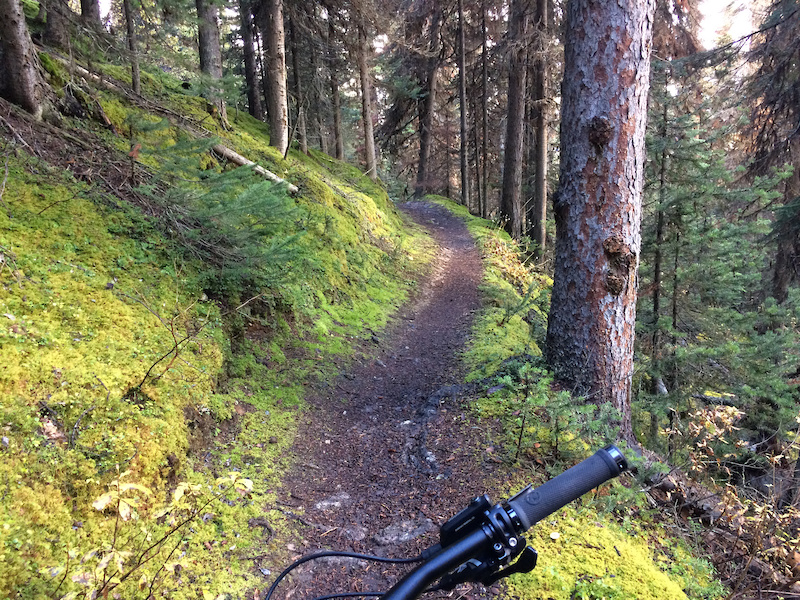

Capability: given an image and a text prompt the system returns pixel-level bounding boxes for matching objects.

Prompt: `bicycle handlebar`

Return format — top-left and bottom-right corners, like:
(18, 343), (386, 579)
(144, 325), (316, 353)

(506, 445), (627, 530)
(381, 445), (628, 600)
(267, 446), (628, 600)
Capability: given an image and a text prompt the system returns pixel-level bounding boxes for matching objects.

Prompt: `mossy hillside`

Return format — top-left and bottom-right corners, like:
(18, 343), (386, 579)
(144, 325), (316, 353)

(0, 154), (230, 597)
(90, 73), (422, 343)
(1, 61), (430, 597)
(426, 198), (722, 600)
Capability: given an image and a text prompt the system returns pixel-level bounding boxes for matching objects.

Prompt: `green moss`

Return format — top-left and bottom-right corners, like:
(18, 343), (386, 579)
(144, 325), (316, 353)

(0, 52), (437, 594)
(506, 508), (723, 600)
(38, 52), (68, 88)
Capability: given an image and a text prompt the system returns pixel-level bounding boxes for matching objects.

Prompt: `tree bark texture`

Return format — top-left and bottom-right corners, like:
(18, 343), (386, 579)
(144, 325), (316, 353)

(500, 0), (529, 239)
(546, 0), (655, 442)
(80, 0), (100, 25)
(357, 22), (377, 181)
(240, 0), (264, 120)
(196, 0), (227, 124)
(309, 41), (328, 153)
(43, 0), (70, 49)
(262, 0), (289, 155)
(773, 142), (800, 303)
(457, 0), (470, 208)
(122, 0), (140, 95)
(0, 0), (45, 119)
(481, 0), (489, 218)
(415, 4), (441, 198)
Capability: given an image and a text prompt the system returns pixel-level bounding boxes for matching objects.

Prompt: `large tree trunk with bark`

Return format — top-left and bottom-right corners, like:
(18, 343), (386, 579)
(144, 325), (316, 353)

(261, 0), (289, 155)
(545, 0), (655, 442)
(0, 0), (46, 119)
(196, 0), (227, 125)
(414, 4), (441, 198)
(240, 0), (264, 120)
(500, 0), (529, 239)
(356, 21), (377, 181)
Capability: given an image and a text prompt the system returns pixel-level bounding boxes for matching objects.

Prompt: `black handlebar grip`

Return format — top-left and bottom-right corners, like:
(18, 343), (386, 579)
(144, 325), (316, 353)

(506, 445), (627, 531)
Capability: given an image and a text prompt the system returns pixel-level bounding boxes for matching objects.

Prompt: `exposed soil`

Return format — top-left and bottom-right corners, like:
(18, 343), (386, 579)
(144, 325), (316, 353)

(273, 201), (507, 600)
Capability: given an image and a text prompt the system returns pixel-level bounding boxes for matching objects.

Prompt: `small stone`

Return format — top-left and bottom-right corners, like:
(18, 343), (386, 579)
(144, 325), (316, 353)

(105, 282), (114, 289)
(1, 436), (8, 448)
(259, 568), (271, 576)
(269, 436), (278, 444)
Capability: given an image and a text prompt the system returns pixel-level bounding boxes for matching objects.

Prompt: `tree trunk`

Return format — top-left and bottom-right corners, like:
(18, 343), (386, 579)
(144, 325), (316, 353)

(356, 21), (377, 181)
(773, 148), (800, 303)
(545, 0), (655, 442)
(80, 0), (100, 25)
(122, 0), (140, 95)
(500, 0), (529, 239)
(310, 39), (328, 153)
(262, 0), (289, 155)
(255, 26), (271, 123)
(480, 0), (489, 218)
(328, 21), (344, 160)
(471, 70), (483, 215)
(414, 4), (441, 198)
(240, 0), (264, 120)
(529, 0), (548, 259)
(196, 0), (227, 125)
(0, 0), (45, 119)
(43, 0), (70, 49)
(289, 16), (308, 154)
(652, 77), (669, 361)
(457, 0), (470, 207)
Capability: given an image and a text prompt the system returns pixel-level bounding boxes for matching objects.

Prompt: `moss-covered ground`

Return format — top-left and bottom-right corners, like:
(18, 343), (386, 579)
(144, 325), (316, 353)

(0, 55), (430, 599)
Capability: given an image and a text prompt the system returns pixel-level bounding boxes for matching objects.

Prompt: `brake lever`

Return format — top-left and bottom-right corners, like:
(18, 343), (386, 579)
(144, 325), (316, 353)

(481, 546), (538, 586)
(437, 546), (537, 590)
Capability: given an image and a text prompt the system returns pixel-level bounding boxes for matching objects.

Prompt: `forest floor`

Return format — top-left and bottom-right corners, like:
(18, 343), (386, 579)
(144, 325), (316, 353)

(271, 201), (506, 599)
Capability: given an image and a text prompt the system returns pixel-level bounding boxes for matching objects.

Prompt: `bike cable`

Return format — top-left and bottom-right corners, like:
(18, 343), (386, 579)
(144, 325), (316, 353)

(264, 550), (424, 600)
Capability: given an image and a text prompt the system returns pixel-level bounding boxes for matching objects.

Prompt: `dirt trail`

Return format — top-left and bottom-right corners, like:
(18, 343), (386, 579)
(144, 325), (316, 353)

(274, 201), (503, 599)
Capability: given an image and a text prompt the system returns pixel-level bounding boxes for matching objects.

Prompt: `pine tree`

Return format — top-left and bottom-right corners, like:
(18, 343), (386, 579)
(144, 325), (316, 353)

(546, 0), (656, 442)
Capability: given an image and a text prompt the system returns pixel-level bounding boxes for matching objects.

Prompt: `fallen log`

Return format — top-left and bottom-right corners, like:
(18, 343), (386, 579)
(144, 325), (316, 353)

(52, 56), (300, 195)
(211, 144), (299, 195)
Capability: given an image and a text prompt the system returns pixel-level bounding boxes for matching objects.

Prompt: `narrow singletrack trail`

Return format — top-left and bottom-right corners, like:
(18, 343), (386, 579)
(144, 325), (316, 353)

(274, 201), (503, 599)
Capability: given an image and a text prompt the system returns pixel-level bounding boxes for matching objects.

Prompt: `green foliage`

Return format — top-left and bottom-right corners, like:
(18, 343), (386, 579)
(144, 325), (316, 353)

(483, 360), (619, 465)
(43, 470), (253, 600)
(637, 60), (800, 463)
(136, 132), (301, 300)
